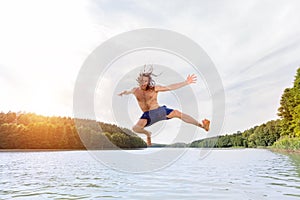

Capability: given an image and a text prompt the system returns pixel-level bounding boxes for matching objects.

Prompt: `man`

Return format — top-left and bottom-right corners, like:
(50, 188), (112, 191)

(118, 68), (210, 146)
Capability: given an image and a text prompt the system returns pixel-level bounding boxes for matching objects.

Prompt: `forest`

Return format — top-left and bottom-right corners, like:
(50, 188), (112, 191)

(0, 112), (146, 149)
(190, 120), (281, 148)
(191, 68), (300, 150)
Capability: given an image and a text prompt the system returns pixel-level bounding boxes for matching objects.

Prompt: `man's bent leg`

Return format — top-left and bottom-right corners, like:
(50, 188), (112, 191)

(132, 119), (152, 146)
(167, 110), (210, 131)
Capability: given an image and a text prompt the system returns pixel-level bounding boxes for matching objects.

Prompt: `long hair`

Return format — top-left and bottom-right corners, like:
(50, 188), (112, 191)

(136, 64), (158, 90)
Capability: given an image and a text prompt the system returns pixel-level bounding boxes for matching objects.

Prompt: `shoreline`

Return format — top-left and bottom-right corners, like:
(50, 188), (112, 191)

(0, 148), (147, 152)
(0, 149), (86, 152)
(1, 147), (299, 153)
(269, 148), (300, 154)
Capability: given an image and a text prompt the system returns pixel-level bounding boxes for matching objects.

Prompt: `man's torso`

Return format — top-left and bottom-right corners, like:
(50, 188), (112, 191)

(133, 87), (159, 112)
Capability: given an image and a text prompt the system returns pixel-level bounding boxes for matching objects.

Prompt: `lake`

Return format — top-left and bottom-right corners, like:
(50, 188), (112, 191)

(1, 148), (300, 199)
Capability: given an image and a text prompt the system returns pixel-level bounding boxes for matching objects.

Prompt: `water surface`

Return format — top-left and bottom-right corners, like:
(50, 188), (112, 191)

(1, 148), (300, 199)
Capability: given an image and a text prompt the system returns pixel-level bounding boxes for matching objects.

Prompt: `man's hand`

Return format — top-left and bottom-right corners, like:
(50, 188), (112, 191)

(118, 88), (136, 96)
(118, 91), (124, 96)
(155, 74), (197, 92)
(186, 74), (197, 84)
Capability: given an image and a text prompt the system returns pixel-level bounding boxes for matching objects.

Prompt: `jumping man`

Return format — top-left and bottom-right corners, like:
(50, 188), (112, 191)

(118, 67), (210, 146)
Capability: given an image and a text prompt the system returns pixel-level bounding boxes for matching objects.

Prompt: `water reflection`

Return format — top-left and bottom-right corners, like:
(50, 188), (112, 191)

(276, 151), (300, 178)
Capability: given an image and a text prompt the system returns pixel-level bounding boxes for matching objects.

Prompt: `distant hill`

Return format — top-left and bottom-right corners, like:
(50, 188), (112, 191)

(0, 112), (147, 149)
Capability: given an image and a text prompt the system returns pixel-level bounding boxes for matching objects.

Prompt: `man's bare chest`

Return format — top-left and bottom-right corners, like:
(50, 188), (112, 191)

(135, 90), (157, 101)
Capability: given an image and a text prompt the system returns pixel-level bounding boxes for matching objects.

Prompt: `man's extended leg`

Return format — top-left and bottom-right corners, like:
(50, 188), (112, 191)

(132, 119), (152, 146)
(167, 110), (210, 131)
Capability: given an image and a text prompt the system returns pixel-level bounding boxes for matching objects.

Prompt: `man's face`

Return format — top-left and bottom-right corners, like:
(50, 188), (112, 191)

(140, 76), (149, 90)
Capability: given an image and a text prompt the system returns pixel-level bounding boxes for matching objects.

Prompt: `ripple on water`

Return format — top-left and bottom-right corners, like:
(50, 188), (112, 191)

(1, 149), (300, 200)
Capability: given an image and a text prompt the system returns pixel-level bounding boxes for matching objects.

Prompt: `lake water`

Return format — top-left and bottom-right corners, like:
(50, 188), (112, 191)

(1, 148), (300, 200)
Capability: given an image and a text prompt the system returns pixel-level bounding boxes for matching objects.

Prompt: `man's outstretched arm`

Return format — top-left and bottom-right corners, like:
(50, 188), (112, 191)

(155, 74), (197, 92)
(118, 87), (137, 96)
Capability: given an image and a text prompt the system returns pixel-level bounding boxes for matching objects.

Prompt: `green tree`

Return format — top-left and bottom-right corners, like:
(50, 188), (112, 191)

(0, 112), (146, 149)
(278, 68), (300, 137)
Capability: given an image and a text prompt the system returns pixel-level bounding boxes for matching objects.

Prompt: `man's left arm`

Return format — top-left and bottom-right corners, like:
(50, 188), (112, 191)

(155, 74), (197, 92)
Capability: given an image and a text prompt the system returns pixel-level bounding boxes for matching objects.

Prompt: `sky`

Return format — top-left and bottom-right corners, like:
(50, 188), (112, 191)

(0, 0), (300, 144)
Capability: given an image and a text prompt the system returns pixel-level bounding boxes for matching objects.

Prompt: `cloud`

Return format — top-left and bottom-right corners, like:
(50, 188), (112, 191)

(223, 39), (300, 133)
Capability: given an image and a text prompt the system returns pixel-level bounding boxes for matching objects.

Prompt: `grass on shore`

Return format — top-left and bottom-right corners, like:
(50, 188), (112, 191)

(272, 136), (300, 152)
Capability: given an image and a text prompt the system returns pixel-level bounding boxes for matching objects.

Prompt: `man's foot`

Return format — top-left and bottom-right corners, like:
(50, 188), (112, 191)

(202, 119), (210, 131)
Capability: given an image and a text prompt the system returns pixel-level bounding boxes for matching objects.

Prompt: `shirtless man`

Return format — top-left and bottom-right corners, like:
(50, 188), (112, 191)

(118, 69), (210, 146)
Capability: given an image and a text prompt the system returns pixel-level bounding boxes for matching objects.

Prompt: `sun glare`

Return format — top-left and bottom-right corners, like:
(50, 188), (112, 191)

(29, 90), (56, 116)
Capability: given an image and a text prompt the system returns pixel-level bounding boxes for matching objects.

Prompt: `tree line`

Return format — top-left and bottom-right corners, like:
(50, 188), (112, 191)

(191, 68), (300, 150)
(0, 112), (146, 149)
(190, 119), (281, 148)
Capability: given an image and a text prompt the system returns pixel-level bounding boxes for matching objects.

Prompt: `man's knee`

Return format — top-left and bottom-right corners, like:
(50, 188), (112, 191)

(132, 125), (143, 132)
(132, 125), (139, 132)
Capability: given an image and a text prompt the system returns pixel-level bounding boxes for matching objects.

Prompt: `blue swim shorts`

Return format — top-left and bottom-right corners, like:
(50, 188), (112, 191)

(140, 105), (174, 127)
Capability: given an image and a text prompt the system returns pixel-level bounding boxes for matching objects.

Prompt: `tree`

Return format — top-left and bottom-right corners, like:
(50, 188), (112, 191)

(278, 67), (300, 137)
(0, 112), (146, 149)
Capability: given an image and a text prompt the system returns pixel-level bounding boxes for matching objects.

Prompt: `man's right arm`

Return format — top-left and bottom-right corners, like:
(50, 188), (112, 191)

(155, 74), (197, 92)
(118, 87), (137, 96)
